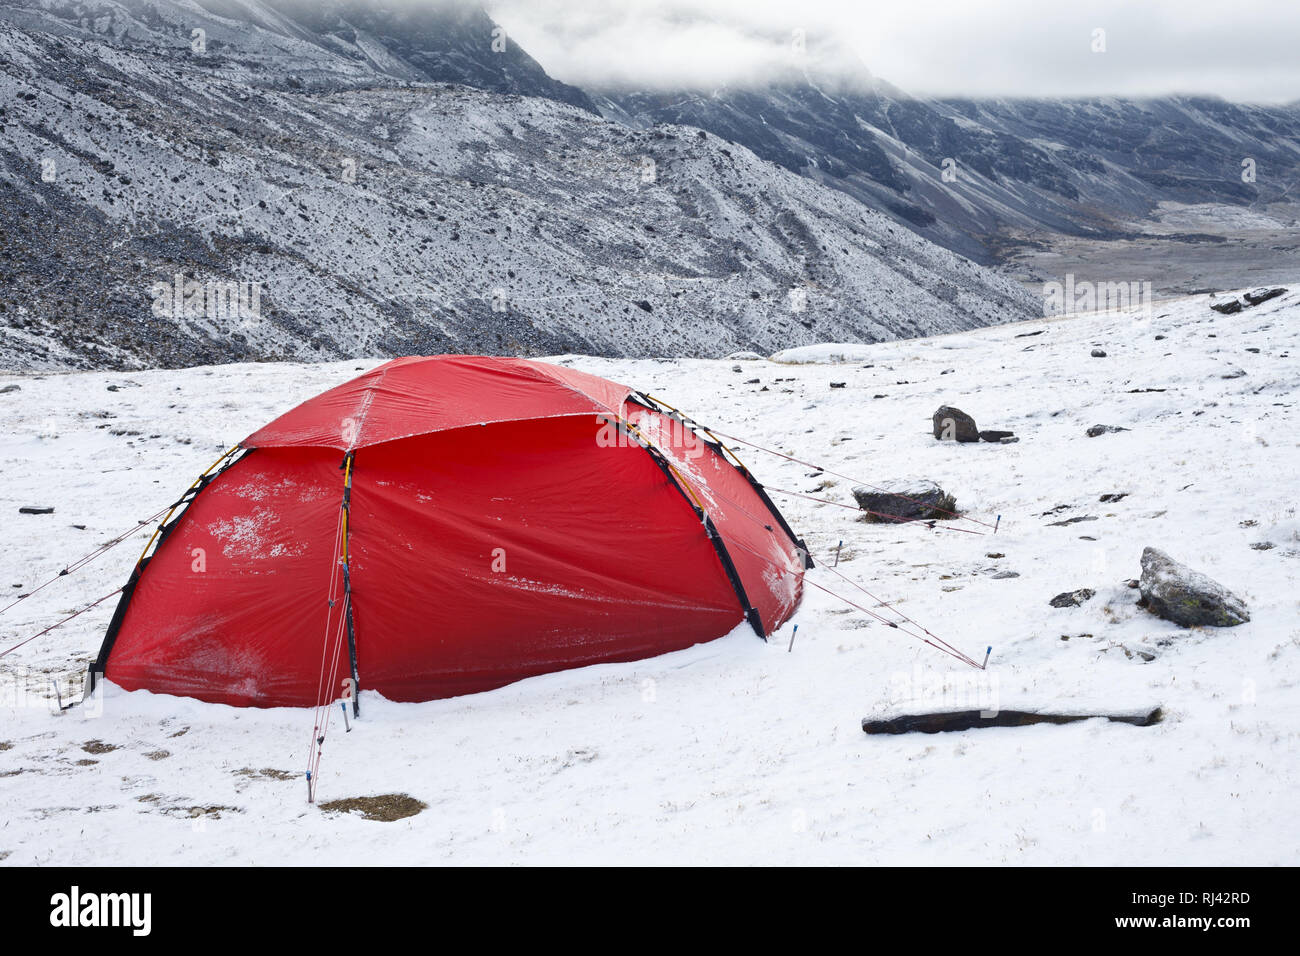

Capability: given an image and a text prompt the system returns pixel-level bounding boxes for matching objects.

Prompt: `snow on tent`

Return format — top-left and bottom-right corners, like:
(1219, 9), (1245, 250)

(88, 356), (811, 709)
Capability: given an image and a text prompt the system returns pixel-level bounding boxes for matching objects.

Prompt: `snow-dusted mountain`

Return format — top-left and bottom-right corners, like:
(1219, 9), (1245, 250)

(0, 0), (596, 108)
(599, 61), (1300, 264)
(0, 1), (1036, 370)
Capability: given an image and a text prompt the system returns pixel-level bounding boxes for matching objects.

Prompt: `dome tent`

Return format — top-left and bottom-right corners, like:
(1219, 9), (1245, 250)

(90, 356), (809, 708)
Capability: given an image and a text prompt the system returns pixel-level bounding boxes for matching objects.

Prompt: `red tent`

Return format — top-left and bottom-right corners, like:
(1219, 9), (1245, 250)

(91, 356), (808, 708)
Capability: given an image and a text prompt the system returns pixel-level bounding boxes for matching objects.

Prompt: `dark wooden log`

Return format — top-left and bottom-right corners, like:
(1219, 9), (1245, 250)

(862, 707), (1163, 735)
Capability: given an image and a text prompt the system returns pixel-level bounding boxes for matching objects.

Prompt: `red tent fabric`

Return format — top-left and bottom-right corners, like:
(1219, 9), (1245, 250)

(93, 356), (808, 707)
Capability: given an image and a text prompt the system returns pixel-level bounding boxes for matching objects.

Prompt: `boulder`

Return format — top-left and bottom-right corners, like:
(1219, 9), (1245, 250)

(979, 429), (1015, 442)
(1137, 547), (1249, 628)
(852, 479), (956, 523)
(1090, 348), (1107, 358)
(932, 405), (980, 442)
(1243, 287), (1286, 306)
(1210, 298), (1243, 315)
(1086, 424), (1129, 437)
(1049, 588), (1095, 608)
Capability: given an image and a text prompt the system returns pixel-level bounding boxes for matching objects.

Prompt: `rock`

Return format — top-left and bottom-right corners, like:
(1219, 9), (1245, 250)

(986, 552), (1005, 559)
(829, 382), (846, 389)
(979, 429), (1015, 442)
(992, 571), (1020, 579)
(1099, 492), (1129, 502)
(1210, 298), (1243, 314)
(730, 365), (743, 372)
(852, 479), (956, 523)
(1090, 348), (1106, 357)
(1048, 515), (1098, 527)
(932, 405), (979, 442)
(1220, 366), (1247, 379)
(1249, 541), (1274, 551)
(1137, 547), (1249, 628)
(0, 384), (19, 393)
(998, 436), (1020, 444)
(1050, 588), (1095, 608)
(1086, 424), (1129, 437)
(19, 506), (54, 515)
(1243, 287), (1285, 306)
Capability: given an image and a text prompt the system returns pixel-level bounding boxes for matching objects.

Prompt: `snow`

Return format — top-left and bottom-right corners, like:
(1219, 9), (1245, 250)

(1, 287), (1298, 865)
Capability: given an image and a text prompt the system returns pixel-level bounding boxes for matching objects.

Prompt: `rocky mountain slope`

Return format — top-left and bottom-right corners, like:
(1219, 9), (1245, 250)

(0, 1), (1036, 370)
(599, 63), (1300, 265)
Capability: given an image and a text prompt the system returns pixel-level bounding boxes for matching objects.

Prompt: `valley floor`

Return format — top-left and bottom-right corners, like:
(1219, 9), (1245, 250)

(1, 286), (1297, 865)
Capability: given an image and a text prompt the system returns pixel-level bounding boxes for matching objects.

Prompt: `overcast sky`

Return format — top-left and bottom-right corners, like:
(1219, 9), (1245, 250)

(487, 0), (1300, 103)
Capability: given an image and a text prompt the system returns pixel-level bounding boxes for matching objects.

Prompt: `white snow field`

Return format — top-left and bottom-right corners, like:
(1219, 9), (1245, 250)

(1, 287), (1297, 865)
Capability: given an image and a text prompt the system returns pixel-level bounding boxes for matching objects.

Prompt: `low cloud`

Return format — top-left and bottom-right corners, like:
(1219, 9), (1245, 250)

(487, 0), (1300, 102)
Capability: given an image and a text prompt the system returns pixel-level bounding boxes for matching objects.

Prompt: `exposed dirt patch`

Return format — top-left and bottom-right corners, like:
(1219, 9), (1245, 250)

(319, 793), (426, 822)
(169, 727), (189, 738)
(235, 767), (296, 781)
(73, 759), (97, 766)
(144, 750), (170, 761)
(0, 741), (12, 751)
(136, 793), (160, 804)
(81, 740), (118, 755)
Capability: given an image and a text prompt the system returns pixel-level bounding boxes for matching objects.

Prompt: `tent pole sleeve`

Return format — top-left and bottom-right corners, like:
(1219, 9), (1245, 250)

(341, 452), (360, 717)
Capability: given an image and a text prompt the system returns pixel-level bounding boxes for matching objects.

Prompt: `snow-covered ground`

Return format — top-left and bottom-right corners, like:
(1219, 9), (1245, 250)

(1, 287), (1297, 865)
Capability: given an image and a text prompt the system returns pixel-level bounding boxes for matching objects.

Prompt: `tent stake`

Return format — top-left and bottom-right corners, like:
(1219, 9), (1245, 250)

(982, 646), (992, 669)
(787, 624), (798, 653)
(340, 701), (352, 733)
(833, 540), (842, 567)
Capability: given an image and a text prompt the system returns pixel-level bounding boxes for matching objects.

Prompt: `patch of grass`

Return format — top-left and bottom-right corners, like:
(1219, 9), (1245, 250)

(161, 805), (240, 820)
(81, 740), (117, 755)
(319, 793), (427, 822)
(235, 767), (296, 781)
(144, 750), (170, 761)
